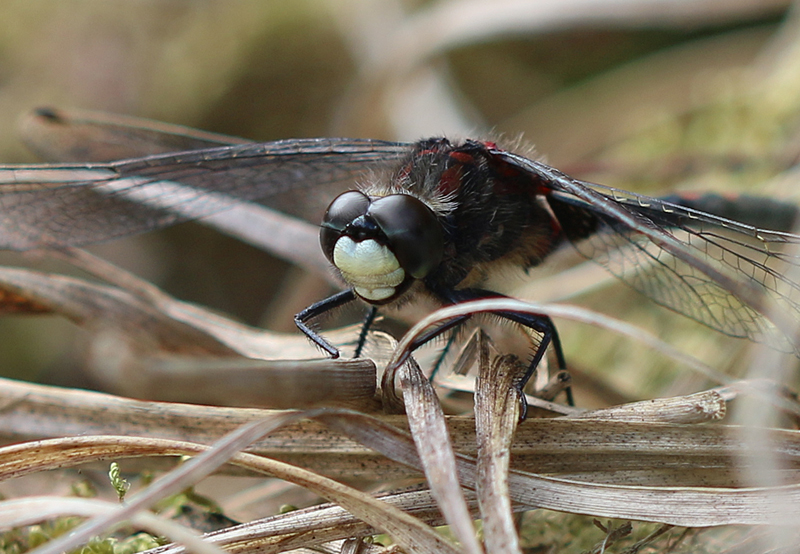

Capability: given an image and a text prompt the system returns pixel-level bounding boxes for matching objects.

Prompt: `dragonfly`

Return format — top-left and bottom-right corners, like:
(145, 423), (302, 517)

(4, 108), (800, 401)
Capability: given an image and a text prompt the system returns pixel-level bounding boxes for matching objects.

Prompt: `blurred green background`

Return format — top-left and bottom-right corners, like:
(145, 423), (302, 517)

(0, 0), (797, 402)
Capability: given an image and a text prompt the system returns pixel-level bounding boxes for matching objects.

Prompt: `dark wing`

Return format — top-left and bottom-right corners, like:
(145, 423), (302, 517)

(494, 149), (800, 354)
(0, 138), (410, 250)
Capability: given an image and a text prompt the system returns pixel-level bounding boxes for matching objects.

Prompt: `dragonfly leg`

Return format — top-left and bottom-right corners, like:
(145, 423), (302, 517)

(428, 333), (458, 381)
(294, 289), (356, 358)
(432, 287), (571, 418)
(354, 306), (378, 358)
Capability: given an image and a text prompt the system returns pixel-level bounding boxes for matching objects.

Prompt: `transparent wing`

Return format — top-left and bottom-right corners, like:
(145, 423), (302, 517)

(496, 150), (800, 353)
(0, 137), (410, 250)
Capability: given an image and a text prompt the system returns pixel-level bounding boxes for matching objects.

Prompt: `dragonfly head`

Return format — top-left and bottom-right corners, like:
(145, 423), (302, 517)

(320, 190), (444, 303)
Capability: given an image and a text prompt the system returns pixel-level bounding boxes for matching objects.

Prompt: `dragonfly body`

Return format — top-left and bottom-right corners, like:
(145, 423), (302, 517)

(4, 108), (800, 384)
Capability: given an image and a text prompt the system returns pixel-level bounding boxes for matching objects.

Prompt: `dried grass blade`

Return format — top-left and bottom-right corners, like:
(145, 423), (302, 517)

(474, 354), (525, 553)
(11, 412), (456, 554)
(0, 265), (377, 408)
(570, 389), (726, 423)
(398, 358), (484, 554)
(5, 378), (800, 486)
(0, 496), (223, 554)
(149, 489), (456, 554)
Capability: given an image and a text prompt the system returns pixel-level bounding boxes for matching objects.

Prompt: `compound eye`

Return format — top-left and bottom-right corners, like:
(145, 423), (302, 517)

(368, 194), (444, 279)
(320, 190), (370, 262)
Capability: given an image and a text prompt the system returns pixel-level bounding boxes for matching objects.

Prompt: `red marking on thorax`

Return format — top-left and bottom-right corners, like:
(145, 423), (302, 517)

(487, 151), (550, 196)
(437, 164), (463, 196)
(492, 160), (528, 195)
(448, 151), (474, 164)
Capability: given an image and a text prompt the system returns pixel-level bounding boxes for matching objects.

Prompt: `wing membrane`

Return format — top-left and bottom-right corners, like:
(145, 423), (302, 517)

(497, 150), (800, 353)
(0, 138), (409, 250)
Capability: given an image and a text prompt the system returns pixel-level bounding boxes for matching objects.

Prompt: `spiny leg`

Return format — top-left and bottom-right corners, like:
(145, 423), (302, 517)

(488, 308), (569, 417)
(354, 305), (378, 358)
(430, 287), (571, 417)
(294, 289), (357, 358)
(429, 332), (459, 381)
